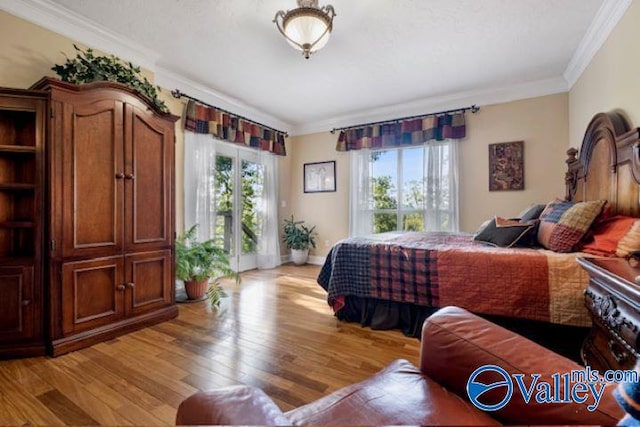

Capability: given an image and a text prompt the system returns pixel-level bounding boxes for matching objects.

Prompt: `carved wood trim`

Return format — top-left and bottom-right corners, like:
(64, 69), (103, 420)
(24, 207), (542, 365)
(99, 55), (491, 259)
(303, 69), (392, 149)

(585, 289), (640, 358)
(566, 111), (640, 216)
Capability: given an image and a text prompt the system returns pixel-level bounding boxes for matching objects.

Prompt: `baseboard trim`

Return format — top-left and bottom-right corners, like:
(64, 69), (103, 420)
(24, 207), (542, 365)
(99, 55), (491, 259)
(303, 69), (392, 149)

(280, 254), (325, 266)
(307, 255), (326, 266)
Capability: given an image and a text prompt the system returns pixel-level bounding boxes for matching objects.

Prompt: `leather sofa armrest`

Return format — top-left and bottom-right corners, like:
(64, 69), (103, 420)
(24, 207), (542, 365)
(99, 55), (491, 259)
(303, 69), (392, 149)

(175, 385), (290, 426)
(419, 306), (623, 425)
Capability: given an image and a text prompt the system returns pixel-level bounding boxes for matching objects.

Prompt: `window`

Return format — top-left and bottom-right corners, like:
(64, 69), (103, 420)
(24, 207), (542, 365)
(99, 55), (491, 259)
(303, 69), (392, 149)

(350, 141), (458, 236)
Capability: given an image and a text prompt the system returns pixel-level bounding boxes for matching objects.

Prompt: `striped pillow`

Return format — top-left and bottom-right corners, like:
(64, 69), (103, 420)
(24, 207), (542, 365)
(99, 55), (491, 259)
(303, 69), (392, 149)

(537, 200), (606, 252)
(616, 219), (640, 257)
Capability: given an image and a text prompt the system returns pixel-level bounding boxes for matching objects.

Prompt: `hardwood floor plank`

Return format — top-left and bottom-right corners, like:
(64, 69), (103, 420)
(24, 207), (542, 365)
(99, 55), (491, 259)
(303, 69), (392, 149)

(0, 370), (67, 425)
(2, 359), (54, 396)
(80, 347), (192, 408)
(28, 361), (134, 425)
(0, 264), (422, 425)
(0, 394), (35, 425)
(37, 390), (98, 426)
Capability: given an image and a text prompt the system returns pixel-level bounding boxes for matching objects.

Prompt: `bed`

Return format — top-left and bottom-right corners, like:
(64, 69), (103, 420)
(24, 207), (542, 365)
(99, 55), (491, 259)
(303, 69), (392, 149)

(318, 111), (640, 353)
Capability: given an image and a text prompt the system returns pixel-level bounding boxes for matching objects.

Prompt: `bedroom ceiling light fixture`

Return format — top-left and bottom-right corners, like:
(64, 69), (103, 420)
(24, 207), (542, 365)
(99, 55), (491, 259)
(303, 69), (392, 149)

(273, 0), (336, 59)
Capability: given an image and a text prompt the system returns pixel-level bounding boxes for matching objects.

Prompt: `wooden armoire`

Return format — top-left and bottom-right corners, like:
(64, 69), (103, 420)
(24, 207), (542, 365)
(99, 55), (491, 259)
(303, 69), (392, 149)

(0, 78), (179, 357)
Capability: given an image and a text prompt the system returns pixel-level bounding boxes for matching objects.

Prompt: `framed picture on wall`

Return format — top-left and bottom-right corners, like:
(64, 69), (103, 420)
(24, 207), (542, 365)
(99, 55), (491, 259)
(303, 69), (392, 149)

(489, 141), (524, 191)
(304, 161), (336, 193)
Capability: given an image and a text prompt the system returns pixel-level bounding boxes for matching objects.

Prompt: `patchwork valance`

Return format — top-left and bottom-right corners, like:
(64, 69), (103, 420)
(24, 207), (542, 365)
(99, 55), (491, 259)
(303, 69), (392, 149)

(184, 100), (287, 156)
(336, 112), (467, 152)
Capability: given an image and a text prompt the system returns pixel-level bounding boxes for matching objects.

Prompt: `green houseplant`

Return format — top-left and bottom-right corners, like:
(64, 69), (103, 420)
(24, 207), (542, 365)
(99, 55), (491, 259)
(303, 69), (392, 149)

(283, 215), (317, 265)
(52, 44), (169, 113)
(175, 225), (238, 308)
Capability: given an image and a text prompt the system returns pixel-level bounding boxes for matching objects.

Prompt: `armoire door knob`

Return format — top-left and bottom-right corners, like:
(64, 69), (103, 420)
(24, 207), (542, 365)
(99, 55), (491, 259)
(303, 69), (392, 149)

(115, 173), (125, 179)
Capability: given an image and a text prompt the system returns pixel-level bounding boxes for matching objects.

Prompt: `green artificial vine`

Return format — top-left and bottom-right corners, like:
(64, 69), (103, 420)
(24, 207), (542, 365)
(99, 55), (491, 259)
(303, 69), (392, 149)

(52, 44), (169, 113)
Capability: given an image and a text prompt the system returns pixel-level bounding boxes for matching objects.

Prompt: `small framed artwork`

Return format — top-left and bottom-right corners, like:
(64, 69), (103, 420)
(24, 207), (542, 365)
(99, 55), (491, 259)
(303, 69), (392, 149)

(489, 141), (524, 191)
(304, 161), (336, 193)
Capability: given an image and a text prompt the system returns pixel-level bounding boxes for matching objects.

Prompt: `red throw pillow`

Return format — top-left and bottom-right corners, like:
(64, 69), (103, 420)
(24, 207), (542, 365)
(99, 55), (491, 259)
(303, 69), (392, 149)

(580, 215), (635, 256)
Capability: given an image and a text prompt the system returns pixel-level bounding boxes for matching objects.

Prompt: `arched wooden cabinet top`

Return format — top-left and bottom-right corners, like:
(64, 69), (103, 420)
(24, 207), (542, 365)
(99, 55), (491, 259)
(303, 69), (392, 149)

(30, 77), (180, 122)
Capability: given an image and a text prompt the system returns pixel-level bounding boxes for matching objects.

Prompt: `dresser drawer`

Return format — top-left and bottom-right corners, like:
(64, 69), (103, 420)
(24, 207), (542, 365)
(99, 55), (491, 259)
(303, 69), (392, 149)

(584, 323), (636, 371)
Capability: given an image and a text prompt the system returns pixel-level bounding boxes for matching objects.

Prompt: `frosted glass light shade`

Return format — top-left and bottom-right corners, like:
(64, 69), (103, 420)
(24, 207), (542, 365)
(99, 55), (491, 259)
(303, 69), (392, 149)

(284, 14), (331, 52)
(274, 1), (336, 59)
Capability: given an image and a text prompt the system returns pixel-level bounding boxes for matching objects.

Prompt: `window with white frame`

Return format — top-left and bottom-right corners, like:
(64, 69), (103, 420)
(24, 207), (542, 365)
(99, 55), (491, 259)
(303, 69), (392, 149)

(349, 141), (459, 236)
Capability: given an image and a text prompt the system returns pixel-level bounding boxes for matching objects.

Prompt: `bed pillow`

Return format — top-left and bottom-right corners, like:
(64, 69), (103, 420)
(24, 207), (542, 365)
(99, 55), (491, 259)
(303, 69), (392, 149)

(579, 215), (635, 257)
(616, 219), (640, 257)
(473, 216), (535, 248)
(537, 199), (606, 252)
(518, 204), (547, 222)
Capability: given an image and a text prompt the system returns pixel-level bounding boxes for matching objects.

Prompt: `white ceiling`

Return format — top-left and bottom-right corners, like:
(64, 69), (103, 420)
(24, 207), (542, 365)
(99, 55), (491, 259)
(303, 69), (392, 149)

(8, 0), (622, 134)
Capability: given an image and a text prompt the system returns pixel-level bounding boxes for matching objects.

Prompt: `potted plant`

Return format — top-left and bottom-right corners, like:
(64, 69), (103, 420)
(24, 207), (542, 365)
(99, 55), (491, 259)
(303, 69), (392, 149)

(52, 44), (169, 112)
(175, 225), (238, 308)
(283, 215), (317, 265)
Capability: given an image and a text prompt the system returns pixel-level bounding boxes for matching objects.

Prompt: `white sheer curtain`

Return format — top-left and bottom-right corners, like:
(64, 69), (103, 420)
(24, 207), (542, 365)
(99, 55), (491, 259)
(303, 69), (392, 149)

(349, 149), (373, 237)
(184, 131), (216, 242)
(257, 151), (281, 269)
(424, 139), (459, 232)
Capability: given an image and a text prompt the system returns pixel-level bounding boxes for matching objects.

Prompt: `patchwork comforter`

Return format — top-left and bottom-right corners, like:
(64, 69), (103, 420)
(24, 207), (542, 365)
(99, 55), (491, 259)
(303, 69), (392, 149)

(317, 232), (592, 327)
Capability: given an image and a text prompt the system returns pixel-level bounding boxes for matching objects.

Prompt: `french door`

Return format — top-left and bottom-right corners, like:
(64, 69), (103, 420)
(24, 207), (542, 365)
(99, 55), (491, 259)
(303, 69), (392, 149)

(213, 144), (265, 272)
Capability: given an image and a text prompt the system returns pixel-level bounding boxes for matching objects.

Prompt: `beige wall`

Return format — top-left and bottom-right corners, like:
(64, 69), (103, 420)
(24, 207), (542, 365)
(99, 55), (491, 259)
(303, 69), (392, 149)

(0, 11), (77, 88)
(284, 133), (350, 258)
(569, 1), (640, 148)
(287, 93), (569, 257)
(460, 94), (568, 231)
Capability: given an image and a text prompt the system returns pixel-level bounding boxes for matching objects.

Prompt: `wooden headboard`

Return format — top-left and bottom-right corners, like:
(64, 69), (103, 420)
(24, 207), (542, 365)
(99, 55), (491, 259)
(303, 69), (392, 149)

(566, 111), (640, 217)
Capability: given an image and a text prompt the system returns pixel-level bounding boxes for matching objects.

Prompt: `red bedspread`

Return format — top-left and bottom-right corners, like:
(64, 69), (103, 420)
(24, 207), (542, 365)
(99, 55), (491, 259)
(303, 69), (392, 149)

(317, 232), (592, 327)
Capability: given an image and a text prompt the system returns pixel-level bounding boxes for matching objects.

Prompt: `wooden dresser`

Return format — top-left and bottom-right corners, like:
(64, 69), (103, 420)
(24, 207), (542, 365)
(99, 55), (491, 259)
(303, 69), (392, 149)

(578, 257), (640, 372)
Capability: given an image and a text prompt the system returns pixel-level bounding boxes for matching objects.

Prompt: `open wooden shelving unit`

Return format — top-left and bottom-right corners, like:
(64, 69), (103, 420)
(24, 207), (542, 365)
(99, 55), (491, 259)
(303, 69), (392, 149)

(0, 89), (46, 357)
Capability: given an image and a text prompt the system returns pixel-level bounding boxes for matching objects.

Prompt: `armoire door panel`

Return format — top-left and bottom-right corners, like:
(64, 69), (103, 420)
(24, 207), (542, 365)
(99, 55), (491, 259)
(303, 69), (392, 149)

(61, 257), (124, 335)
(125, 105), (172, 251)
(0, 266), (34, 341)
(125, 250), (172, 317)
(62, 99), (124, 258)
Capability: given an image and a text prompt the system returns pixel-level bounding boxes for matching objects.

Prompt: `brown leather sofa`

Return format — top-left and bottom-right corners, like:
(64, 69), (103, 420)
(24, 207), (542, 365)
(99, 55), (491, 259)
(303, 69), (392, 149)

(175, 306), (624, 425)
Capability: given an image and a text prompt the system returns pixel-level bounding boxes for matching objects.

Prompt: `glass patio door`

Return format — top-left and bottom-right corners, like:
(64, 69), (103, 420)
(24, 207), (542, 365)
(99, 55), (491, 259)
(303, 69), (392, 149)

(213, 144), (265, 272)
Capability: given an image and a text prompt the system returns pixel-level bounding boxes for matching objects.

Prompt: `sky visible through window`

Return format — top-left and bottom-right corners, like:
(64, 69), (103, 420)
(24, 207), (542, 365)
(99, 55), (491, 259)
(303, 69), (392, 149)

(372, 148), (424, 204)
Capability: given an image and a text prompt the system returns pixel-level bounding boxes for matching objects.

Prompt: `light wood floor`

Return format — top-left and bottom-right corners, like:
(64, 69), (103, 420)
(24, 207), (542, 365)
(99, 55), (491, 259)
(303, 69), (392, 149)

(0, 264), (421, 425)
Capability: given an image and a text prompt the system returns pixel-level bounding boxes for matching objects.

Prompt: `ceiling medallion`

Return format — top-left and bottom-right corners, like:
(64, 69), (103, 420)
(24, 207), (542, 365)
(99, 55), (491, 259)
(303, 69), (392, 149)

(273, 0), (336, 59)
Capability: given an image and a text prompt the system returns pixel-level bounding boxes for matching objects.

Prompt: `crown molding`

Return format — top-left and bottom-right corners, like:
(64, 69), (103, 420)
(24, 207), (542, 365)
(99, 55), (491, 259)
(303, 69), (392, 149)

(563, 0), (632, 88)
(291, 76), (569, 136)
(155, 67), (293, 134)
(0, 0), (160, 69)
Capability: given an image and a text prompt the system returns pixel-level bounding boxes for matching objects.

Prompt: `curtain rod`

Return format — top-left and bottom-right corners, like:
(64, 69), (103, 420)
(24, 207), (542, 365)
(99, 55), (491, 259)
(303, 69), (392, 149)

(330, 104), (480, 134)
(171, 89), (289, 137)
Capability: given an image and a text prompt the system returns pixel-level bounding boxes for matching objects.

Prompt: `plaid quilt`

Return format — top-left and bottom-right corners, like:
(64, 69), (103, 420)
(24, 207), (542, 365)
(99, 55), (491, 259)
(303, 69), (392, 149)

(317, 232), (592, 327)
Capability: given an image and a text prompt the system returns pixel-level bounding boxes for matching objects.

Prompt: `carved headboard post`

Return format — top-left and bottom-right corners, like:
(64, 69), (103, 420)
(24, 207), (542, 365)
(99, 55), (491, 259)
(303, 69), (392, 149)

(566, 111), (640, 216)
(565, 147), (580, 201)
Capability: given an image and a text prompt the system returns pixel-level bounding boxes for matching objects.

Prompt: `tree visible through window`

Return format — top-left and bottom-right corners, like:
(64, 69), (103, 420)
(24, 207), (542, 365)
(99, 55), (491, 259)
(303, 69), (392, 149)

(212, 155), (264, 254)
(369, 144), (453, 234)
